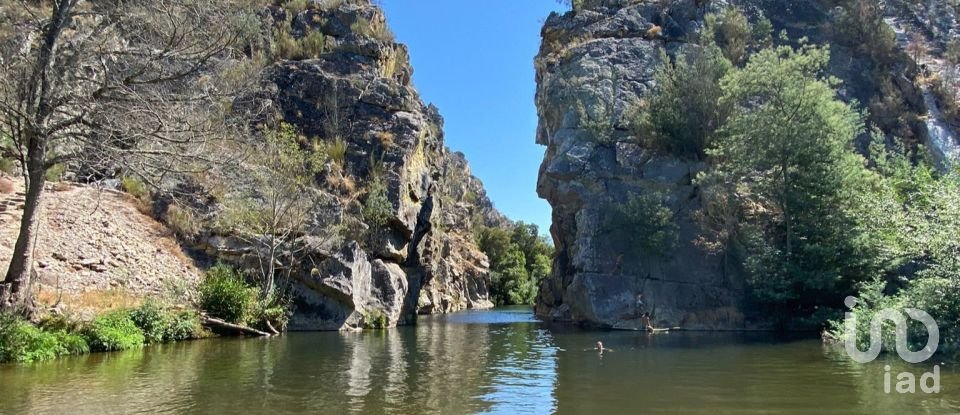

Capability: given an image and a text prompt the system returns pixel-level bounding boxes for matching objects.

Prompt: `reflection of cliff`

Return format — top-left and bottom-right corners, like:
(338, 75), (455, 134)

(0, 312), (564, 414)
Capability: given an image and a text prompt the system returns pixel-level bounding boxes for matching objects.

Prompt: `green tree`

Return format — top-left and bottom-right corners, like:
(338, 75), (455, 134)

(633, 45), (732, 159)
(752, 15), (774, 50)
(477, 223), (554, 306)
(704, 44), (877, 315)
(220, 124), (325, 309)
(829, 0), (897, 63)
(706, 7), (752, 65)
(605, 192), (678, 257)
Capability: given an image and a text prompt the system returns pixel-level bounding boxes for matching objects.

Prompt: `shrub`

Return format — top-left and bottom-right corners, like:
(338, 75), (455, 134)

(363, 310), (389, 329)
(828, 277), (960, 357)
(85, 310), (146, 352)
(706, 7), (751, 65)
(166, 310), (204, 342)
(0, 313), (90, 363)
(326, 137), (348, 167)
(633, 46), (731, 159)
(45, 163), (66, 182)
(200, 263), (256, 324)
(300, 31), (326, 58)
(350, 17), (394, 42)
(56, 330), (90, 355)
(362, 177), (393, 228)
(38, 314), (85, 333)
(121, 175), (150, 203)
(0, 157), (16, 175)
(272, 26), (302, 60)
(604, 191), (678, 257)
(130, 301), (173, 344)
(165, 204), (200, 239)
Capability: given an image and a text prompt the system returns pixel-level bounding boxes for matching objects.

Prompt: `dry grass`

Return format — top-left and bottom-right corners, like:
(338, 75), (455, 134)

(36, 288), (141, 318)
(646, 25), (662, 39)
(373, 131), (395, 147)
(326, 171), (357, 195)
(165, 204), (201, 240)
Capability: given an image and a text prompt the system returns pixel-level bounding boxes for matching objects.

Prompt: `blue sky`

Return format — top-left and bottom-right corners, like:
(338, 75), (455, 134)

(379, 0), (567, 233)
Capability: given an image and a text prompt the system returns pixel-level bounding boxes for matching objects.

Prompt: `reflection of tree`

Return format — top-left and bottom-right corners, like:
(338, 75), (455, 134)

(0, 342), (205, 414)
(0, 313), (567, 414)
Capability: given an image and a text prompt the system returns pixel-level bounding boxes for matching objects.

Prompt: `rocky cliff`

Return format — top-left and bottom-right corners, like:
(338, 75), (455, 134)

(534, 0), (742, 330)
(188, 0), (505, 330)
(533, 0), (935, 329)
(270, 0), (506, 330)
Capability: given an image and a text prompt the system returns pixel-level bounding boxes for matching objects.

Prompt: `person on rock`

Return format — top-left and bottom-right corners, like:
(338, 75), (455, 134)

(641, 312), (655, 332)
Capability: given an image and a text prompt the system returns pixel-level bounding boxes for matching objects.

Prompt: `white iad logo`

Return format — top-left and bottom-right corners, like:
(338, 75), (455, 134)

(843, 296), (941, 394)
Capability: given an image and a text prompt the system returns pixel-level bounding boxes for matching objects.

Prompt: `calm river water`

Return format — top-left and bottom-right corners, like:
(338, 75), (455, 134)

(1, 307), (958, 414)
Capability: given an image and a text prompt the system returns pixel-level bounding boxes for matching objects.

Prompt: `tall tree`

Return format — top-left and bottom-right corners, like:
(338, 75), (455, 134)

(0, 0), (255, 311)
(704, 44), (873, 310)
(219, 124), (331, 304)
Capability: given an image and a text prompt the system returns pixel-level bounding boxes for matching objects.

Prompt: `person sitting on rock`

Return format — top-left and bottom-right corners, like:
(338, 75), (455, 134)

(641, 312), (655, 332)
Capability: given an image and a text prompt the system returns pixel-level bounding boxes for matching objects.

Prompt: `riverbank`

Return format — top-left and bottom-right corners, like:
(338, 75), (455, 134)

(0, 262), (286, 364)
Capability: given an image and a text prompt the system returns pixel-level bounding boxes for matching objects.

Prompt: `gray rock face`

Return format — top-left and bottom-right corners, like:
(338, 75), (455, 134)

(533, 0), (750, 330)
(222, 0), (501, 330)
(533, 0), (932, 329)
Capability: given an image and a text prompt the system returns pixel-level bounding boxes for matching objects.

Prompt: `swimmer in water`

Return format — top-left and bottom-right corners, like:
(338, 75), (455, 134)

(585, 341), (612, 353)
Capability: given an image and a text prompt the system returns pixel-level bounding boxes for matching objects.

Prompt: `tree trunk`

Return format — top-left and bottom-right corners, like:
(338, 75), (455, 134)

(2, 155), (45, 312)
(200, 315), (273, 337)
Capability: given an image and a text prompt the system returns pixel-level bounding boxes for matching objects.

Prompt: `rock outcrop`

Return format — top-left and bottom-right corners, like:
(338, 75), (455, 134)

(532, 0), (933, 329)
(533, 0), (746, 330)
(205, 0), (504, 330)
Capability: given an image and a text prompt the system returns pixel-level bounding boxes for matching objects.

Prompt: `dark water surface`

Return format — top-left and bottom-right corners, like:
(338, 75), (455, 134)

(1, 307), (959, 414)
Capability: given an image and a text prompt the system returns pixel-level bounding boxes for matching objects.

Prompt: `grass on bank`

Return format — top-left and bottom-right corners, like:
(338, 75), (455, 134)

(1, 263), (286, 364)
(0, 303), (205, 363)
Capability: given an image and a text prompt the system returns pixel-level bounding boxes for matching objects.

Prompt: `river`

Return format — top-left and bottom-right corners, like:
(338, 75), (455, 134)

(0, 307), (958, 414)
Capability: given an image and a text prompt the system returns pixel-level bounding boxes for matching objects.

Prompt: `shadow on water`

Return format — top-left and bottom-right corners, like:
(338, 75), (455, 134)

(1, 307), (959, 414)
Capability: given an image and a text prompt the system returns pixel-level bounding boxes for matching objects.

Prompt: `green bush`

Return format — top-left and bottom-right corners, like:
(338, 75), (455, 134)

(166, 310), (204, 342)
(633, 46), (731, 159)
(604, 192), (678, 257)
(85, 310), (146, 352)
(362, 310), (389, 330)
(829, 277), (960, 357)
(130, 301), (173, 344)
(705, 7), (751, 65)
(200, 263), (256, 324)
(121, 175), (151, 203)
(0, 313), (90, 363)
(362, 177), (393, 228)
(55, 331), (90, 355)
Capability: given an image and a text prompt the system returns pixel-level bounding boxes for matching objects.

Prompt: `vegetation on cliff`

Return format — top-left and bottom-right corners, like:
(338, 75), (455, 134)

(628, 4), (960, 337)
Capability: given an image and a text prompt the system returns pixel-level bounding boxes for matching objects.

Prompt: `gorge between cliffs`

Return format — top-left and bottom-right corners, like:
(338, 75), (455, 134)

(1, 0), (960, 413)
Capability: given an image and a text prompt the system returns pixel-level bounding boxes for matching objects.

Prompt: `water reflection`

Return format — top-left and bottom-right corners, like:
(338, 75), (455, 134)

(2, 309), (960, 414)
